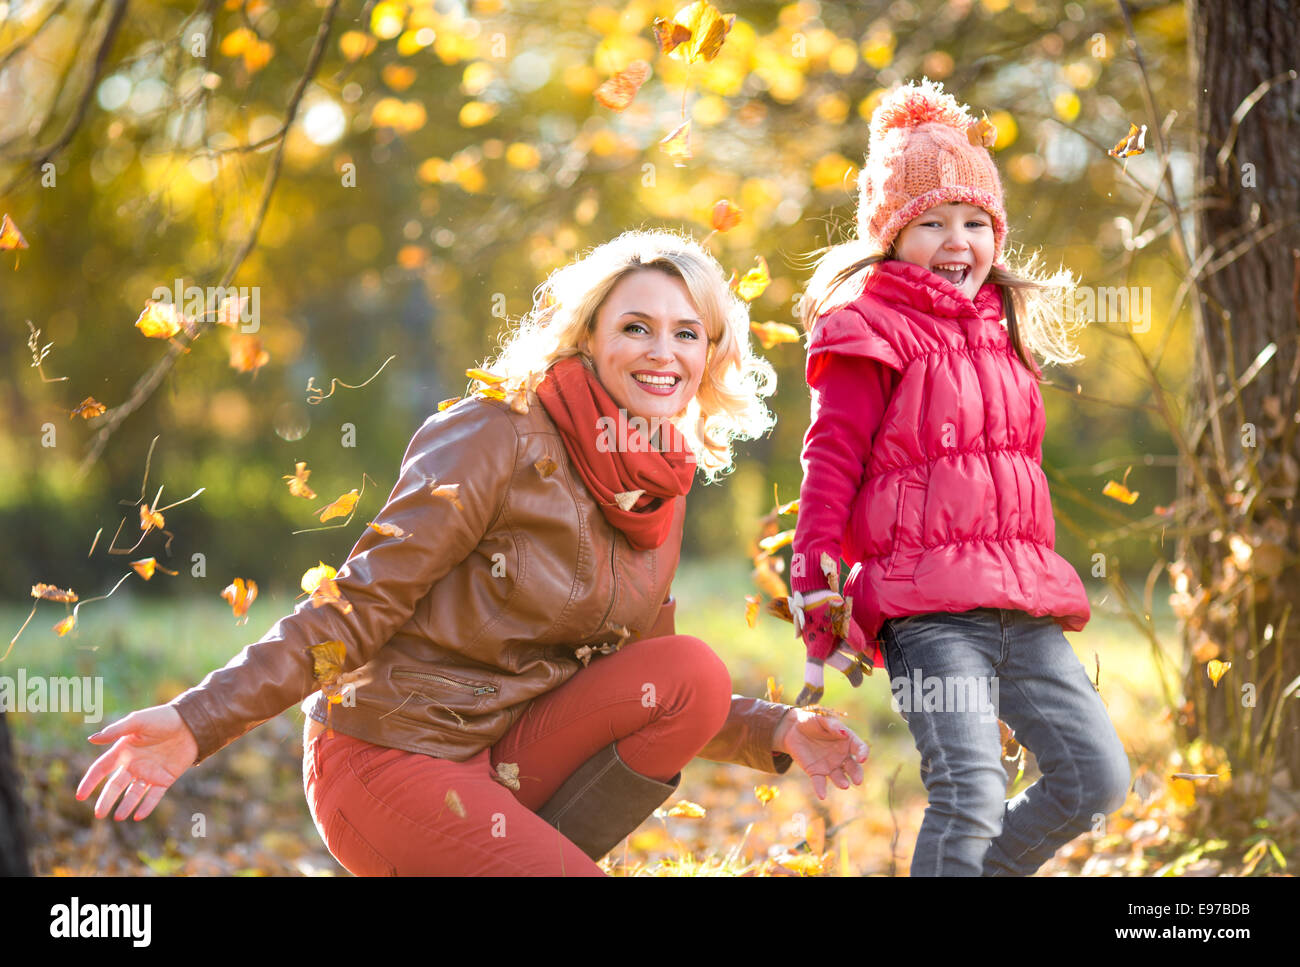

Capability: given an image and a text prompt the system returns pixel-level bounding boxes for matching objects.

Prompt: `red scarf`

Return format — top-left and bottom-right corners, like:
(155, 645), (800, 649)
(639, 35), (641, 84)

(535, 355), (695, 550)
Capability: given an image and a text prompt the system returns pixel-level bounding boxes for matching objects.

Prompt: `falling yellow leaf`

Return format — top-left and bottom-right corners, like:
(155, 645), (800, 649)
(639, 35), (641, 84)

(32, 584), (77, 603)
(765, 675), (783, 703)
(1207, 659), (1231, 687)
(300, 562), (337, 595)
(367, 521), (407, 538)
(1107, 122), (1147, 160)
(752, 555), (788, 599)
(229, 334), (270, 374)
(318, 489), (360, 522)
(651, 17), (691, 55)
(757, 529), (795, 554)
(429, 479), (465, 511)
(494, 762), (521, 791)
(668, 1), (736, 64)
(438, 396), (462, 411)
(69, 397), (107, 420)
(310, 576), (354, 615)
(967, 114), (997, 148)
(754, 784), (778, 805)
(134, 300), (184, 339)
(659, 120), (692, 162)
(744, 594), (760, 629)
(749, 321), (800, 350)
(733, 256), (771, 302)
(221, 578), (257, 624)
(140, 504), (165, 532)
(0, 213), (29, 250)
(613, 490), (645, 512)
(466, 367), (507, 386)
(710, 199), (743, 232)
(131, 558), (177, 580)
(664, 800), (706, 818)
(308, 640), (346, 686)
(283, 462), (317, 500)
(445, 789), (467, 818)
(53, 615), (76, 636)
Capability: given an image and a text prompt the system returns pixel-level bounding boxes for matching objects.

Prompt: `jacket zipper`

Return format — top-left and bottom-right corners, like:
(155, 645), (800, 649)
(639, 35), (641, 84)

(391, 670), (497, 696)
(594, 538), (619, 633)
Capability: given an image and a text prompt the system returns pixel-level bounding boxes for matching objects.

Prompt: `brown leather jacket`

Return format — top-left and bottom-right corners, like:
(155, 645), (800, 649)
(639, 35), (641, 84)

(172, 393), (793, 775)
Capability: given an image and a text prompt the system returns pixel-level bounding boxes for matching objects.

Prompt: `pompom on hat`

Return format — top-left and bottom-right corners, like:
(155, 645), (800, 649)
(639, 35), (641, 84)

(856, 78), (1008, 261)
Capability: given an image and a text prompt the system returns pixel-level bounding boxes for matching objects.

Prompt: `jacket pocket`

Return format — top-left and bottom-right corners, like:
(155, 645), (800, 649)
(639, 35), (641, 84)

(389, 667), (499, 716)
(883, 482), (926, 582)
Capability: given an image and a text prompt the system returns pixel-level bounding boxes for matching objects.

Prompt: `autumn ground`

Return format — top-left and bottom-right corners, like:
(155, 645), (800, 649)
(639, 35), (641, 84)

(7, 561), (1294, 876)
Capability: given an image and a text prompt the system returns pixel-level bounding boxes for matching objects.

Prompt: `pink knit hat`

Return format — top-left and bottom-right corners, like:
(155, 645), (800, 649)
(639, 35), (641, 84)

(857, 78), (1008, 261)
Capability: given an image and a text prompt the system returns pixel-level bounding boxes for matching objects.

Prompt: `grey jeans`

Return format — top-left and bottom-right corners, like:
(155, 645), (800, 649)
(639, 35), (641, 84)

(880, 607), (1131, 876)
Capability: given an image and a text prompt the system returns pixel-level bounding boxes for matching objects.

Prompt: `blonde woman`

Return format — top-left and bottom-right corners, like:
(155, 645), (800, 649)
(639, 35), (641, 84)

(77, 230), (869, 875)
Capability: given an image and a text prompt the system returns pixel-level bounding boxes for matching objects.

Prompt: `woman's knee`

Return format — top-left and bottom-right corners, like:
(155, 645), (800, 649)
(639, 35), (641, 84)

(638, 634), (731, 734)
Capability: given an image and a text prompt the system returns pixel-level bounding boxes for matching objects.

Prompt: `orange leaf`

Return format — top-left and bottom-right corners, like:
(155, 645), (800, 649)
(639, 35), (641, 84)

(744, 593), (760, 628)
(750, 321), (799, 350)
(659, 120), (692, 162)
(134, 300), (184, 339)
(1107, 122), (1147, 159)
(966, 115), (997, 148)
(438, 396), (462, 411)
(594, 60), (651, 111)
(651, 17), (691, 55)
(69, 397), (107, 420)
(1207, 659), (1231, 687)
(283, 462), (317, 500)
(466, 367), (507, 386)
(310, 575), (354, 615)
(754, 784), (778, 805)
(734, 255), (771, 302)
(367, 521), (407, 538)
(535, 456), (558, 478)
(131, 558), (177, 580)
(221, 577), (257, 624)
(1102, 479), (1139, 504)
(229, 334), (270, 374)
(765, 676), (783, 703)
(300, 561), (337, 595)
(0, 213), (29, 250)
(318, 489), (360, 522)
(766, 596), (794, 623)
(53, 614), (76, 636)
(140, 504), (165, 531)
(664, 800), (706, 818)
(710, 199), (743, 232)
(752, 555), (788, 599)
(429, 478), (465, 511)
(32, 583), (77, 603)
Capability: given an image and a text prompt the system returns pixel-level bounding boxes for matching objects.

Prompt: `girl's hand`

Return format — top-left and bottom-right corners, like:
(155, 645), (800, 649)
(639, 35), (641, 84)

(774, 708), (869, 801)
(75, 705), (198, 821)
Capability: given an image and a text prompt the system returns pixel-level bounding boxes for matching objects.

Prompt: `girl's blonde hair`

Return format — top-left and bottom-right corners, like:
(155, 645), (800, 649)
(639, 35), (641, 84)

(484, 229), (776, 481)
(799, 233), (1087, 379)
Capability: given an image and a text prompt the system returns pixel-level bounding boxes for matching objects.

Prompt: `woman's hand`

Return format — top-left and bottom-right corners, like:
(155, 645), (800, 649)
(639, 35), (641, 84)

(75, 705), (198, 821)
(774, 708), (869, 801)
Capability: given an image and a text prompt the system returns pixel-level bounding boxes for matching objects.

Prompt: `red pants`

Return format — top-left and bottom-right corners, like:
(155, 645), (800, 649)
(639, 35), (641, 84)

(303, 635), (732, 875)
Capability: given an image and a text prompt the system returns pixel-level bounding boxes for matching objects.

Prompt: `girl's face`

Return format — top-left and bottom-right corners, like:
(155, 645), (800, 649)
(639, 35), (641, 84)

(893, 201), (995, 302)
(583, 267), (710, 424)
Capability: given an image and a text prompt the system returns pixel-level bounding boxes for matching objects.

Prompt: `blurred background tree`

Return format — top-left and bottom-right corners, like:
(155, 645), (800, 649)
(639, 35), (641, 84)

(0, 0), (1189, 601)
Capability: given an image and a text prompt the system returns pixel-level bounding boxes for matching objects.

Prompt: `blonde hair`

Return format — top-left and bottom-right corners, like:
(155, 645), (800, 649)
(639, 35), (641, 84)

(800, 234), (1087, 378)
(484, 230), (776, 481)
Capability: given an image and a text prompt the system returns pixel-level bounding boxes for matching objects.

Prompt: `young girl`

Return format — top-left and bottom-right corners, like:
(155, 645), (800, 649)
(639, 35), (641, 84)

(789, 79), (1130, 876)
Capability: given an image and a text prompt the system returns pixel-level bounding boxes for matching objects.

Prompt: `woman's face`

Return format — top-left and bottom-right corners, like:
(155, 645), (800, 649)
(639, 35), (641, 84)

(584, 267), (710, 425)
(893, 201), (995, 302)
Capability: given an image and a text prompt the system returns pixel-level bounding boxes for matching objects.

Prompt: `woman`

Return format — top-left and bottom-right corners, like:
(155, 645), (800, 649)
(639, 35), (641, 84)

(76, 230), (869, 875)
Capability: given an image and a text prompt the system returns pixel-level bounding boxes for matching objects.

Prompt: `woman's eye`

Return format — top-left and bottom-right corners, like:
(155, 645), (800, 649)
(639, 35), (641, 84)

(623, 322), (648, 334)
(677, 329), (699, 340)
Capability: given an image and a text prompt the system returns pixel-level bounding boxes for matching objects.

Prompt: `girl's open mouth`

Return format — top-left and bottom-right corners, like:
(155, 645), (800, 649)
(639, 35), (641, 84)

(932, 263), (970, 287)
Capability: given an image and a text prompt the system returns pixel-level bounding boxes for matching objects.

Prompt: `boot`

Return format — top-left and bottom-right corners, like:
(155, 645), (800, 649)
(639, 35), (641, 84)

(536, 742), (680, 860)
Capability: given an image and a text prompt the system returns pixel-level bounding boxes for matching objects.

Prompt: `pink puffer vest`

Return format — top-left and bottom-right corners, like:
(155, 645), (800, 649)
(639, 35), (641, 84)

(808, 258), (1091, 643)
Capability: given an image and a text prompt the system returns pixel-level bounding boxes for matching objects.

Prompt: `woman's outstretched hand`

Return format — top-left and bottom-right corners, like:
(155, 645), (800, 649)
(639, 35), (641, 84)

(75, 705), (198, 821)
(774, 708), (869, 801)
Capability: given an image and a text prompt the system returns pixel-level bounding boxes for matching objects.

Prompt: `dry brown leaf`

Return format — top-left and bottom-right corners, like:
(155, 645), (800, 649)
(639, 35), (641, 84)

(494, 762), (521, 791)
(613, 489), (645, 512)
(32, 583), (77, 603)
(534, 457), (558, 478)
(283, 462), (317, 499)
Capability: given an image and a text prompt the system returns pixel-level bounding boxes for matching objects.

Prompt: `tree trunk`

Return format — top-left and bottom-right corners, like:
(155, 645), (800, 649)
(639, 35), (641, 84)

(1183, 0), (1300, 799)
(0, 712), (31, 875)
